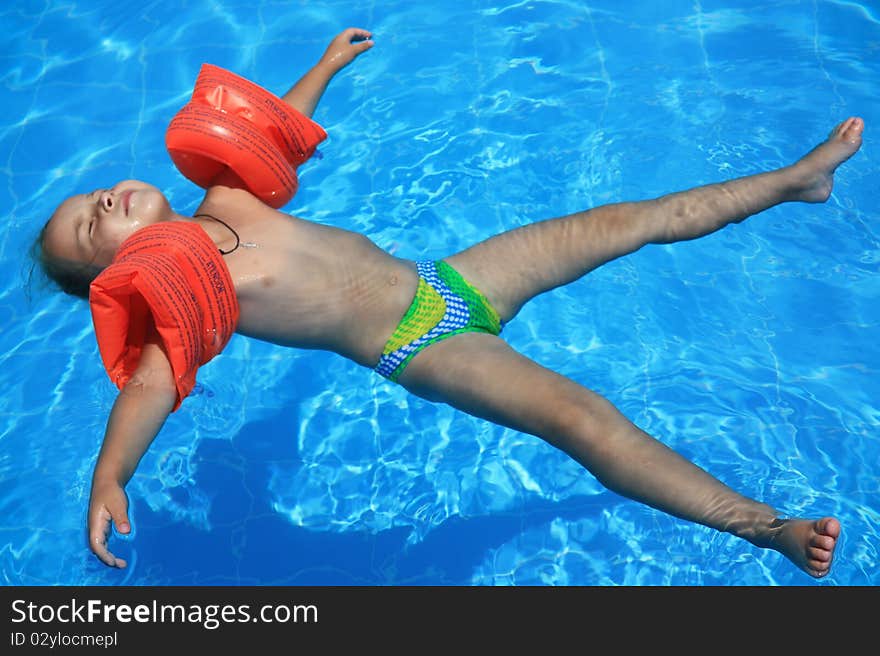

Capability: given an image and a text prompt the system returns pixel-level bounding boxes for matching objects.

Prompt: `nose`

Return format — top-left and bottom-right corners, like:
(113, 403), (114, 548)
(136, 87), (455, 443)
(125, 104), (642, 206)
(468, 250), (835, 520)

(99, 189), (115, 212)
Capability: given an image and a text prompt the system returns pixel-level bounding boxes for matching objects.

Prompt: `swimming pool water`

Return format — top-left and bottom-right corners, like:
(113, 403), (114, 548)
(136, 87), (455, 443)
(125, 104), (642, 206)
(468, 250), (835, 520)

(1, 0), (878, 586)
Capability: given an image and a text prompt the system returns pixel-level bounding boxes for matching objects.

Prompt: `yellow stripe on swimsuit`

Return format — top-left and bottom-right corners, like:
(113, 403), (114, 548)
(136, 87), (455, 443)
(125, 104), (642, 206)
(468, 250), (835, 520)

(375, 260), (503, 382)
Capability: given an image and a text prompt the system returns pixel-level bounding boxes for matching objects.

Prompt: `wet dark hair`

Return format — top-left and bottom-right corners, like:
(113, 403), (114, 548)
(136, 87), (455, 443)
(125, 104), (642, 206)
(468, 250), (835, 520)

(29, 220), (102, 300)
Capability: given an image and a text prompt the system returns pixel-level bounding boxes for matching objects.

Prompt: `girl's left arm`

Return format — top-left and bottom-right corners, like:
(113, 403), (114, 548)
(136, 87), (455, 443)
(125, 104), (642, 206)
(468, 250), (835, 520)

(281, 27), (374, 118)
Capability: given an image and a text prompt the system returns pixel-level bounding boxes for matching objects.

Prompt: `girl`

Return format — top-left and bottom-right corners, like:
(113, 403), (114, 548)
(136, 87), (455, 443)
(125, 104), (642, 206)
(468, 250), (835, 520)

(35, 28), (860, 577)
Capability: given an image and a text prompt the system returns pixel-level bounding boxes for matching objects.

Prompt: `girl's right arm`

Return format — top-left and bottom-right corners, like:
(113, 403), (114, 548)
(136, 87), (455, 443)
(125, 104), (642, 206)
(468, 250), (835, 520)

(87, 323), (178, 568)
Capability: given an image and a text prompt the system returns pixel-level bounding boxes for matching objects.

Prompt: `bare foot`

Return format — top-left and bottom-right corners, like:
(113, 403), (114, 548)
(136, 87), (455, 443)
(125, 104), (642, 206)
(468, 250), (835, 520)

(790, 117), (864, 203)
(756, 517), (841, 578)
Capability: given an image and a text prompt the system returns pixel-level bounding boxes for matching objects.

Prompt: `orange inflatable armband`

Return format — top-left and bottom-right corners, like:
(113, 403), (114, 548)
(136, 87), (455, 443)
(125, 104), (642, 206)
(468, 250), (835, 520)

(165, 63), (327, 208)
(89, 222), (240, 412)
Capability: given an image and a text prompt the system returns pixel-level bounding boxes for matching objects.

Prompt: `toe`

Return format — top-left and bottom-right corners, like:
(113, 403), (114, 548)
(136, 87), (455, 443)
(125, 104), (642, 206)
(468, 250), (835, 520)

(841, 117), (863, 142)
(818, 517), (841, 539)
(831, 118), (853, 137)
(808, 544), (832, 563)
(811, 564), (831, 578)
(814, 536), (835, 554)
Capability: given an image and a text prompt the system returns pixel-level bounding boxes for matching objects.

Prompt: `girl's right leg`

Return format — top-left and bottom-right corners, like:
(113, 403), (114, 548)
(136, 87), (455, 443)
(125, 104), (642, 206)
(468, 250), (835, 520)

(445, 118), (863, 323)
(398, 332), (840, 578)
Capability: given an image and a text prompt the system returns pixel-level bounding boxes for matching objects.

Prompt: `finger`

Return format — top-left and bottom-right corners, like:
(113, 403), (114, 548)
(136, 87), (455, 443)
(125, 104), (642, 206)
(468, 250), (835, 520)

(108, 498), (131, 535)
(353, 40), (374, 54)
(91, 536), (128, 568)
(345, 27), (373, 43)
(89, 510), (127, 568)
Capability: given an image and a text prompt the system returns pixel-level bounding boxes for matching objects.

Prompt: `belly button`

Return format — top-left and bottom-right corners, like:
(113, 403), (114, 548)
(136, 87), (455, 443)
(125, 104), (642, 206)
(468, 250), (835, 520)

(389, 274), (398, 286)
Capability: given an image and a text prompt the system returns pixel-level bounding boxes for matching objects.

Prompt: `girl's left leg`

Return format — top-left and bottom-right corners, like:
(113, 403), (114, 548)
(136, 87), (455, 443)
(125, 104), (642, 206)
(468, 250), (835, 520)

(444, 118), (863, 323)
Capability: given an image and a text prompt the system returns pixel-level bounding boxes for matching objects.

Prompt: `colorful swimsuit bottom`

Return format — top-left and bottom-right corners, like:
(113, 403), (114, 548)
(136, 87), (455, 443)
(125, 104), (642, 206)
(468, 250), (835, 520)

(375, 260), (504, 382)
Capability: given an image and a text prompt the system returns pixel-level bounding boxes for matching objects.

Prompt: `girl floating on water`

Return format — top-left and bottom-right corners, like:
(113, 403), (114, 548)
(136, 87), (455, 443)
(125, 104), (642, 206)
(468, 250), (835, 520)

(34, 28), (862, 578)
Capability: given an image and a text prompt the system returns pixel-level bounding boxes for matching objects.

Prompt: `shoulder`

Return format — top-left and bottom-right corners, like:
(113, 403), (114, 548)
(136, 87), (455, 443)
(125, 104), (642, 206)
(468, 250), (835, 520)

(198, 185), (260, 216)
(196, 185), (292, 231)
(202, 183), (249, 205)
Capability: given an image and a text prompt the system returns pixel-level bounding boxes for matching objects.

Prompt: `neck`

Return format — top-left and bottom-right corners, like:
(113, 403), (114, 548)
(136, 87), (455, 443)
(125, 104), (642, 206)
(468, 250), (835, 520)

(190, 212), (241, 255)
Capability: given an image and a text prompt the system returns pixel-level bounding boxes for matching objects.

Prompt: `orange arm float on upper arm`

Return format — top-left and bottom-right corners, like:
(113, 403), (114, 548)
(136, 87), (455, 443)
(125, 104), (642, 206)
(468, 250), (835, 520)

(165, 64), (328, 208)
(89, 222), (240, 412)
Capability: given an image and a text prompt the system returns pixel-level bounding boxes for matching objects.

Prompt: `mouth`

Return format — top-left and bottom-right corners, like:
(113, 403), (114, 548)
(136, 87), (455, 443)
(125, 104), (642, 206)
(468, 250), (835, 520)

(121, 190), (134, 216)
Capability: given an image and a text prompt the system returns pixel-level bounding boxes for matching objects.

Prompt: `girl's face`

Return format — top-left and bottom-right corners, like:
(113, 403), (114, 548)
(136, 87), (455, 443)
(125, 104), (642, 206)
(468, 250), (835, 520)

(42, 180), (173, 268)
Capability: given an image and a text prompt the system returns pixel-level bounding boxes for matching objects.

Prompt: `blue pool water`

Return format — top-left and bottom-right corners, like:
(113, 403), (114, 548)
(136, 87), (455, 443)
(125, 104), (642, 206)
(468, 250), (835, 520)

(1, 0), (878, 586)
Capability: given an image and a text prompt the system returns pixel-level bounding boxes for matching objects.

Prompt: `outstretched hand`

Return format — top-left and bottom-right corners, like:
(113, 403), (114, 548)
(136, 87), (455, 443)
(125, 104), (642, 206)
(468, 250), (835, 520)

(319, 27), (374, 73)
(88, 479), (131, 568)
